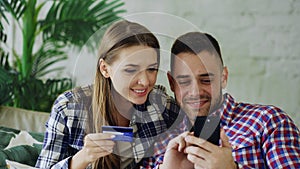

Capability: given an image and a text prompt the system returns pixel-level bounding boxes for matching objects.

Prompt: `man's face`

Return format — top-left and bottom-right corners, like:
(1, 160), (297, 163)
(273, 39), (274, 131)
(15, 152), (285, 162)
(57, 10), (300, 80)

(168, 51), (228, 123)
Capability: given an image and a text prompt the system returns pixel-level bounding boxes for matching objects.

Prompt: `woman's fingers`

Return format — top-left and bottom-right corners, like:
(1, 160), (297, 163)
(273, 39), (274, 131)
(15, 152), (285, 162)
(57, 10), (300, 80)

(85, 133), (115, 142)
(82, 133), (116, 161)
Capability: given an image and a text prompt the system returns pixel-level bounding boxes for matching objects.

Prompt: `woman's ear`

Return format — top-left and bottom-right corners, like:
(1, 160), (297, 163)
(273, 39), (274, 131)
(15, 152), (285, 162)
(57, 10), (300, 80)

(221, 66), (228, 89)
(99, 59), (110, 78)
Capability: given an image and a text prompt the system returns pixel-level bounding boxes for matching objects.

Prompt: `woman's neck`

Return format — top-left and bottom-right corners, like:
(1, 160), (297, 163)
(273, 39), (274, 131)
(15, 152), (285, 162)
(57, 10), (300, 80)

(111, 88), (132, 126)
(115, 113), (130, 127)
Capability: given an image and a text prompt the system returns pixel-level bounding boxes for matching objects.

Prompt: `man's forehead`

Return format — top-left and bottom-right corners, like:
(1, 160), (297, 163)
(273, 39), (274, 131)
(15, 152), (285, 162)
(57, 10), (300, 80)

(172, 51), (222, 74)
(173, 53), (207, 73)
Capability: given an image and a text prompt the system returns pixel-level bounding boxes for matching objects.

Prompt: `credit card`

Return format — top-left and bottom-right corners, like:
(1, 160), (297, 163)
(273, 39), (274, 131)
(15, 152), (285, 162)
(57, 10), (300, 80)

(102, 126), (133, 142)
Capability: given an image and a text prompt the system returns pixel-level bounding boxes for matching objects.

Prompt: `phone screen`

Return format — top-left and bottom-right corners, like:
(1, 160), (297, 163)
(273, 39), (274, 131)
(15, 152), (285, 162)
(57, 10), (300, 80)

(192, 115), (220, 145)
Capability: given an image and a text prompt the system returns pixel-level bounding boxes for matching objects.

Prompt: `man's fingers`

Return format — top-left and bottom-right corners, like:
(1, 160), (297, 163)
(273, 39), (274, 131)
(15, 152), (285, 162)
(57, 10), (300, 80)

(185, 145), (210, 158)
(167, 131), (190, 151)
(177, 135), (187, 152)
(184, 135), (215, 152)
(220, 129), (231, 148)
(186, 153), (206, 169)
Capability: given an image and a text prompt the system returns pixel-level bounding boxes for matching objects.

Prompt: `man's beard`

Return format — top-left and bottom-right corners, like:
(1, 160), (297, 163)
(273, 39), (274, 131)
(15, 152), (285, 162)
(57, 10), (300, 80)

(182, 89), (223, 122)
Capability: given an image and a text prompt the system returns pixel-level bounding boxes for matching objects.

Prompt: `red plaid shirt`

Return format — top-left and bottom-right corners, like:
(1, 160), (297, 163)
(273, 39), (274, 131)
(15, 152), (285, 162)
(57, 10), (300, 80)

(150, 93), (300, 169)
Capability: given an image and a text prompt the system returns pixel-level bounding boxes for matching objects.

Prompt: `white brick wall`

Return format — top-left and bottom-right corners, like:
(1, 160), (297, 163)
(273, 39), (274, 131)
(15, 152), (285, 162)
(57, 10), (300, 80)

(116, 0), (300, 127)
(3, 1), (299, 126)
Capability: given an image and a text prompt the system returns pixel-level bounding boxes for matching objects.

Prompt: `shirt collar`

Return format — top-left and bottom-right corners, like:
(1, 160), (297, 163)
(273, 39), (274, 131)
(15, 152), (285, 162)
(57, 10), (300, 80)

(214, 93), (236, 126)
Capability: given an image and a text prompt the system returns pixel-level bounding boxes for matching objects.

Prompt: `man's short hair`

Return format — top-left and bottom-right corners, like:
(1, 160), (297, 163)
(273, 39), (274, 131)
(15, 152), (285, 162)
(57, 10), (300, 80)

(170, 32), (223, 73)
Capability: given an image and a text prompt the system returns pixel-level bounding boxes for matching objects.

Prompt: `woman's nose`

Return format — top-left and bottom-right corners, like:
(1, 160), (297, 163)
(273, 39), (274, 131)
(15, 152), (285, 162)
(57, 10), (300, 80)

(136, 71), (149, 86)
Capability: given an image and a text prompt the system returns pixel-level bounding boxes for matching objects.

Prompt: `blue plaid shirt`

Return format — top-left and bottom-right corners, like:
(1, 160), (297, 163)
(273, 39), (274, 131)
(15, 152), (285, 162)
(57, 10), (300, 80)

(35, 85), (185, 169)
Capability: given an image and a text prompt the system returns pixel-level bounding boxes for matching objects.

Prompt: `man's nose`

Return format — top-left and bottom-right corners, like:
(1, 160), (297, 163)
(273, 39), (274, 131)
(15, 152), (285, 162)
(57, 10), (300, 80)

(188, 81), (200, 96)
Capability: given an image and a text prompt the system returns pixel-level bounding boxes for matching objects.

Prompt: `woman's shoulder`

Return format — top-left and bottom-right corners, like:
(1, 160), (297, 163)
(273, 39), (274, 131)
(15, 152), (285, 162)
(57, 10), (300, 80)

(56, 85), (93, 103)
(150, 85), (175, 102)
(51, 85), (93, 115)
(149, 85), (178, 110)
(152, 85), (167, 94)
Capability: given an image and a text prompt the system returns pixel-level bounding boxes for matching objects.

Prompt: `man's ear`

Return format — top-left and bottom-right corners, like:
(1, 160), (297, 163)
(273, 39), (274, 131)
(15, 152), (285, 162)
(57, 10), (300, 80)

(167, 71), (175, 92)
(99, 59), (110, 78)
(221, 66), (228, 89)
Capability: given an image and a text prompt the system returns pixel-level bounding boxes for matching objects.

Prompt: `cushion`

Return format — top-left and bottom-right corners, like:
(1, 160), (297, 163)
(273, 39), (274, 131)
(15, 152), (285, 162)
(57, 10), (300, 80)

(6, 160), (37, 169)
(0, 126), (44, 169)
(0, 106), (49, 133)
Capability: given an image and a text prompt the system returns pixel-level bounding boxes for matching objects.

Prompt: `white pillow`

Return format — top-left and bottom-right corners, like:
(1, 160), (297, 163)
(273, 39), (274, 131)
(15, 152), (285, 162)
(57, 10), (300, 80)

(5, 131), (42, 150)
(6, 160), (38, 169)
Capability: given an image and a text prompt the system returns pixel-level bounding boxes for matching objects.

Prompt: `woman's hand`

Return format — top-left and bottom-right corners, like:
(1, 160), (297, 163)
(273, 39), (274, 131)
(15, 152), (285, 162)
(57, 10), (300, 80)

(70, 133), (115, 169)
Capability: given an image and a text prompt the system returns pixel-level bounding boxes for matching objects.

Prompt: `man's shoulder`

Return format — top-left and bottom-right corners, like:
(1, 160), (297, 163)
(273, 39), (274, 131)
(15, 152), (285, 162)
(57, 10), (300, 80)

(235, 101), (285, 118)
(229, 96), (297, 131)
(225, 93), (284, 117)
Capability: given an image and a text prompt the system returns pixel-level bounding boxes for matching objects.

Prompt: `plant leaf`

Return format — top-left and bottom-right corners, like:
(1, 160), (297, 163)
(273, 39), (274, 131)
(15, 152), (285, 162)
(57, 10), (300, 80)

(32, 40), (67, 77)
(0, 0), (27, 21)
(40, 0), (126, 50)
(0, 52), (15, 105)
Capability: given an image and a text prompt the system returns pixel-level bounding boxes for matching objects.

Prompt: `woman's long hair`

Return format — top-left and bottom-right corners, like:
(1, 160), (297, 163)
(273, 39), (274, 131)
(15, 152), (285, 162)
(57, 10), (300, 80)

(87, 20), (160, 169)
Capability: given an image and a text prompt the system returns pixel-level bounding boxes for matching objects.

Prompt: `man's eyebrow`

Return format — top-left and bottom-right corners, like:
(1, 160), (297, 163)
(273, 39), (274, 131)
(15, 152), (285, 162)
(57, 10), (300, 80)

(199, 73), (215, 77)
(149, 63), (159, 67)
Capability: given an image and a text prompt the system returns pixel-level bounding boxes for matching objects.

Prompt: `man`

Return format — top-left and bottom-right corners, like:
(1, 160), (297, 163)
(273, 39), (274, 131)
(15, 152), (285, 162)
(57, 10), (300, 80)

(157, 32), (300, 168)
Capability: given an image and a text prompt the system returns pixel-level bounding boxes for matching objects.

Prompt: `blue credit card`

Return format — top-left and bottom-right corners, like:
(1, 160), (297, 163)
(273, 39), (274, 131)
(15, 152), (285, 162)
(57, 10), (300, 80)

(102, 126), (133, 142)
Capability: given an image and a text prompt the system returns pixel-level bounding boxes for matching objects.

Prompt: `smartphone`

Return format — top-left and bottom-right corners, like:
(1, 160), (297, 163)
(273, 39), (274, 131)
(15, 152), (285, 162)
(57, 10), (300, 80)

(191, 115), (220, 145)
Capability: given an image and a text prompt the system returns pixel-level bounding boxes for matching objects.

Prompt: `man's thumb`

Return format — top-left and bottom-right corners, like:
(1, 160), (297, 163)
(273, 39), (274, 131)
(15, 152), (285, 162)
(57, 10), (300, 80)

(220, 129), (231, 148)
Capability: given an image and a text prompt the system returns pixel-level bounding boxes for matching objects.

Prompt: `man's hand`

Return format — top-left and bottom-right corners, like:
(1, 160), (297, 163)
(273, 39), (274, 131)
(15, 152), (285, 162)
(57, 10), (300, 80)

(184, 129), (236, 169)
(159, 132), (194, 169)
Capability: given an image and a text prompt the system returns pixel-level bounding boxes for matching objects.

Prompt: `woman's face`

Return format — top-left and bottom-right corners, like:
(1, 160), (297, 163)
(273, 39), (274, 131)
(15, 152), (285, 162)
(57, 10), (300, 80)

(103, 45), (158, 105)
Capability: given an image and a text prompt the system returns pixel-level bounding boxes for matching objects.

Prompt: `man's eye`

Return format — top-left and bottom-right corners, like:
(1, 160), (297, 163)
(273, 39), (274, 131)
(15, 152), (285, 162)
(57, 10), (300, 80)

(147, 68), (158, 72)
(201, 79), (211, 84)
(178, 81), (191, 86)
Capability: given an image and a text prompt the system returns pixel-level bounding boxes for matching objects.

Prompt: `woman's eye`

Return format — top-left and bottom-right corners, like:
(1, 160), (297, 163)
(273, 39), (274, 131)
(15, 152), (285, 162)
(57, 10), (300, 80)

(124, 69), (136, 73)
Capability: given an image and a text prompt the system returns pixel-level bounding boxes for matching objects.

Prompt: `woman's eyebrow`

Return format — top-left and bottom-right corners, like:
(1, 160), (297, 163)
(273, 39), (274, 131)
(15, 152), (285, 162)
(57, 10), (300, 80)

(124, 64), (139, 67)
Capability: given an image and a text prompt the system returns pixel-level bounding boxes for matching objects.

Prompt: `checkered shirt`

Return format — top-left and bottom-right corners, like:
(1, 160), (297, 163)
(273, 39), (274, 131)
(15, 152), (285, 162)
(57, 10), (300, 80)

(35, 85), (184, 169)
(151, 93), (300, 169)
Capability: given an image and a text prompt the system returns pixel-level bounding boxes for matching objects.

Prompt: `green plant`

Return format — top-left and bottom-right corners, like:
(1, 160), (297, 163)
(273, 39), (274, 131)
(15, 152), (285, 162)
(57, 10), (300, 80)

(0, 0), (126, 112)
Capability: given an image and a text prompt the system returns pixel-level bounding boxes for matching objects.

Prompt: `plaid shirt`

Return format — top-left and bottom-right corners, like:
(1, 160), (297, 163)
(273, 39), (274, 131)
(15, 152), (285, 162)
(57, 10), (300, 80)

(35, 85), (185, 169)
(152, 93), (300, 169)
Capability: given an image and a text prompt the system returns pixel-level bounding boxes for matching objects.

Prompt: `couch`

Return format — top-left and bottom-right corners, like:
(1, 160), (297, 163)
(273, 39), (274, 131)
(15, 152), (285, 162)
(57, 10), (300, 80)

(0, 106), (49, 169)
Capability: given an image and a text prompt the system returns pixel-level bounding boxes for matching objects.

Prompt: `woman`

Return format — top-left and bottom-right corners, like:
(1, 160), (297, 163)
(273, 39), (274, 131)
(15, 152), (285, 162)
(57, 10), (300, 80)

(35, 20), (185, 169)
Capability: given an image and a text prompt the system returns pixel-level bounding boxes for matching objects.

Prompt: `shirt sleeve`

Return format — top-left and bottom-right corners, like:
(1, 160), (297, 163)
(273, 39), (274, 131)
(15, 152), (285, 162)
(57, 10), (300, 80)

(35, 94), (72, 169)
(262, 111), (300, 168)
